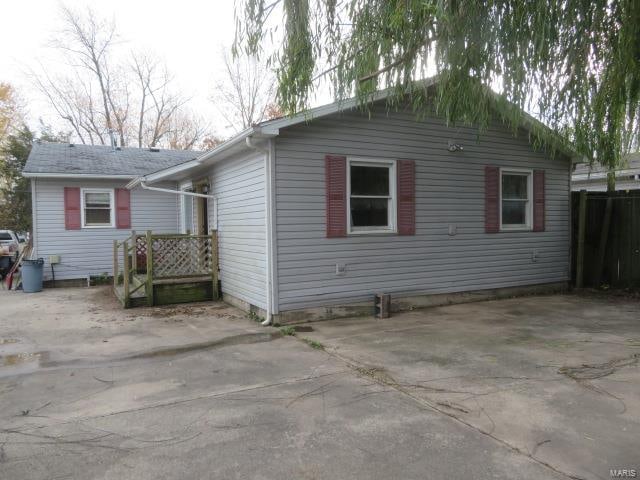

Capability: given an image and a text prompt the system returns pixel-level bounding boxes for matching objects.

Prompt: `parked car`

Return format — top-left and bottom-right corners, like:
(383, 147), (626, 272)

(0, 230), (20, 277)
(16, 232), (28, 253)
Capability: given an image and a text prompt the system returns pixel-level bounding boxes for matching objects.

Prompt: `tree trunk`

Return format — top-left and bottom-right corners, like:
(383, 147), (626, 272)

(607, 170), (616, 192)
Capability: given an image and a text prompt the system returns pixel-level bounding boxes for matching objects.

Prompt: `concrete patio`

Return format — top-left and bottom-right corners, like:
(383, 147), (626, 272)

(0, 287), (637, 480)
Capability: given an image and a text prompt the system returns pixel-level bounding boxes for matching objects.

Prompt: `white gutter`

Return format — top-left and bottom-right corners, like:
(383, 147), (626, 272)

(23, 172), (135, 179)
(245, 136), (274, 327)
(573, 167), (640, 182)
(127, 127), (259, 189)
(137, 181), (216, 199)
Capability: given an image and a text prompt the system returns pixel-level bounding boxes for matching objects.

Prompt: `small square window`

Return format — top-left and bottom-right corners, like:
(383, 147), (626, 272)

(500, 171), (532, 230)
(82, 189), (114, 227)
(348, 159), (396, 233)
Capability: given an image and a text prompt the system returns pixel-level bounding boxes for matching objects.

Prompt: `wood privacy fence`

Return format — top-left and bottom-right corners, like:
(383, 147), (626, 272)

(572, 191), (640, 288)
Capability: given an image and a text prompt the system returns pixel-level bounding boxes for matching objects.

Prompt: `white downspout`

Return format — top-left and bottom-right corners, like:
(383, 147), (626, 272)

(31, 179), (37, 260)
(245, 136), (273, 326)
(137, 181), (216, 200)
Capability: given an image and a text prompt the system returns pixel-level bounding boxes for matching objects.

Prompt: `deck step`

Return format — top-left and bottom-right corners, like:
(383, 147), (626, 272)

(113, 283), (147, 308)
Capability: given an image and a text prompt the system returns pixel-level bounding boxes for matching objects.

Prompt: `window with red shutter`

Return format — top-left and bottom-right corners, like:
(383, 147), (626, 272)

(81, 188), (115, 228)
(326, 155), (416, 236)
(490, 167), (543, 232)
(347, 158), (397, 234)
(499, 169), (536, 231)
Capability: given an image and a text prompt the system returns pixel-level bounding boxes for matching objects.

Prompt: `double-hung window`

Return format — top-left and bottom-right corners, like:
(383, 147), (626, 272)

(81, 188), (114, 228)
(348, 158), (396, 233)
(500, 169), (532, 230)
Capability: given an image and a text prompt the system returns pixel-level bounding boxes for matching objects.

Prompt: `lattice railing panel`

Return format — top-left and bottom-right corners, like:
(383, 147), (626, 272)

(152, 236), (212, 278)
(134, 235), (147, 273)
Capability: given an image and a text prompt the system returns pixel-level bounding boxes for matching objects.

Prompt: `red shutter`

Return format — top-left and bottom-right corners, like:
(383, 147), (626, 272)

(325, 155), (347, 237)
(64, 187), (81, 230)
(485, 166), (500, 233)
(533, 170), (545, 232)
(115, 188), (131, 229)
(397, 160), (416, 235)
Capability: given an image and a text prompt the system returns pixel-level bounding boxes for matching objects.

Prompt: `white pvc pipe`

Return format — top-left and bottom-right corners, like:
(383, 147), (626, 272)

(245, 136), (273, 327)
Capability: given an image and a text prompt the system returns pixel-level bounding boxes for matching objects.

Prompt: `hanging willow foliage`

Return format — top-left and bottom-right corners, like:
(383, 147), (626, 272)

(235, 0), (640, 169)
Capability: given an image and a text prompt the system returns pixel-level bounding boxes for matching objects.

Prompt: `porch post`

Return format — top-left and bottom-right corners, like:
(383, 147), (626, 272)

(146, 230), (154, 306)
(131, 230), (137, 274)
(113, 240), (118, 287)
(211, 230), (219, 300)
(123, 239), (130, 308)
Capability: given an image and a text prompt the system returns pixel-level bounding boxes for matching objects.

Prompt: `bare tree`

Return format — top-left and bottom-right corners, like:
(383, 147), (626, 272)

(131, 53), (188, 148)
(166, 111), (212, 150)
(32, 72), (102, 145)
(57, 5), (117, 139)
(212, 50), (281, 132)
(0, 83), (23, 141)
(31, 5), (211, 150)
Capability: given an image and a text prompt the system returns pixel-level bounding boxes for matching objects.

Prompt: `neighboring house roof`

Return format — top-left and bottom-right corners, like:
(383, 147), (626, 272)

(572, 152), (640, 191)
(22, 141), (200, 179)
(130, 78), (579, 188)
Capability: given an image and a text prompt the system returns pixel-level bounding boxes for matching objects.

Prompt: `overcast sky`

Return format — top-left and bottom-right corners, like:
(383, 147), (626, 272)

(0, 0), (266, 138)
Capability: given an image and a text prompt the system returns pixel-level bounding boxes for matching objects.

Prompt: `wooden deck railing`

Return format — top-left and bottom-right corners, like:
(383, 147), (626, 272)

(113, 230), (219, 307)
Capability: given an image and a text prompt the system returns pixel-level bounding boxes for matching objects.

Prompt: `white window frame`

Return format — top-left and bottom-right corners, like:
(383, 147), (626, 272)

(499, 168), (533, 231)
(80, 188), (115, 229)
(347, 157), (397, 235)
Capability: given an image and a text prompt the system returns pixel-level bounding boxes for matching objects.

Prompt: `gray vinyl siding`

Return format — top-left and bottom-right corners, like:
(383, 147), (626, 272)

(32, 179), (179, 281)
(207, 151), (267, 310)
(274, 104), (571, 311)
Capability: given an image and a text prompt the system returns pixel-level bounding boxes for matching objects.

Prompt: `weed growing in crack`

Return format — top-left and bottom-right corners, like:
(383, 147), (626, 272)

(246, 311), (264, 323)
(303, 338), (324, 350)
(280, 326), (296, 336)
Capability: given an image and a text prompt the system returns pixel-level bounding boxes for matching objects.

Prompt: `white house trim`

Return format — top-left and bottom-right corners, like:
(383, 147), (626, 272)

(80, 188), (115, 229)
(23, 173), (135, 179)
(346, 157), (397, 235)
(499, 167), (534, 232)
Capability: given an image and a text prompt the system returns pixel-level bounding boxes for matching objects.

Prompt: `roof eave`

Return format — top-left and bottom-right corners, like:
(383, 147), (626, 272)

(259, 89), (394, 135)
(130, 127), (267, 187)
(22, 172), (136, 179)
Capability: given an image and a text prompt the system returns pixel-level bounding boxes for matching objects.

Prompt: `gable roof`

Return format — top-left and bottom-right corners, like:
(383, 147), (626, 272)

(572, 152), (640, 181)
(22, 142), (200, 179)
(129, 79), (579, 187)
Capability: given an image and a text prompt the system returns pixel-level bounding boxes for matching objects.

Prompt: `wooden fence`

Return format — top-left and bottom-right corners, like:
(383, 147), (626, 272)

(572, 191), (640, 288)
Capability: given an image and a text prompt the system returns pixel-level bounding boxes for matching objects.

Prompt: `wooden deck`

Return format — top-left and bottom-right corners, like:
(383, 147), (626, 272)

(113, 231), (219, 308)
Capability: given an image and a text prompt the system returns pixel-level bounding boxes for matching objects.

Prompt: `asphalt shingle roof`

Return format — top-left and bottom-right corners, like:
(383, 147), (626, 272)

(23, 142), (200, 177)
(573, 152), (640, 176)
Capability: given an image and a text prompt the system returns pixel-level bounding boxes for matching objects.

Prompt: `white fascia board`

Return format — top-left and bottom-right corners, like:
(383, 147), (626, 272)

(136, 127), (259, 187)
(573, 167), (640, 182)
(22, 172), (135, 179)
(260, 90), (393, 135)
(144, 158), (203, 183)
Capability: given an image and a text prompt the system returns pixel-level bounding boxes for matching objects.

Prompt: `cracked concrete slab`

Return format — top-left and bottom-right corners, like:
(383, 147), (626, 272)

(301, 293), (640, 480)
(0, 288), (637, 479)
